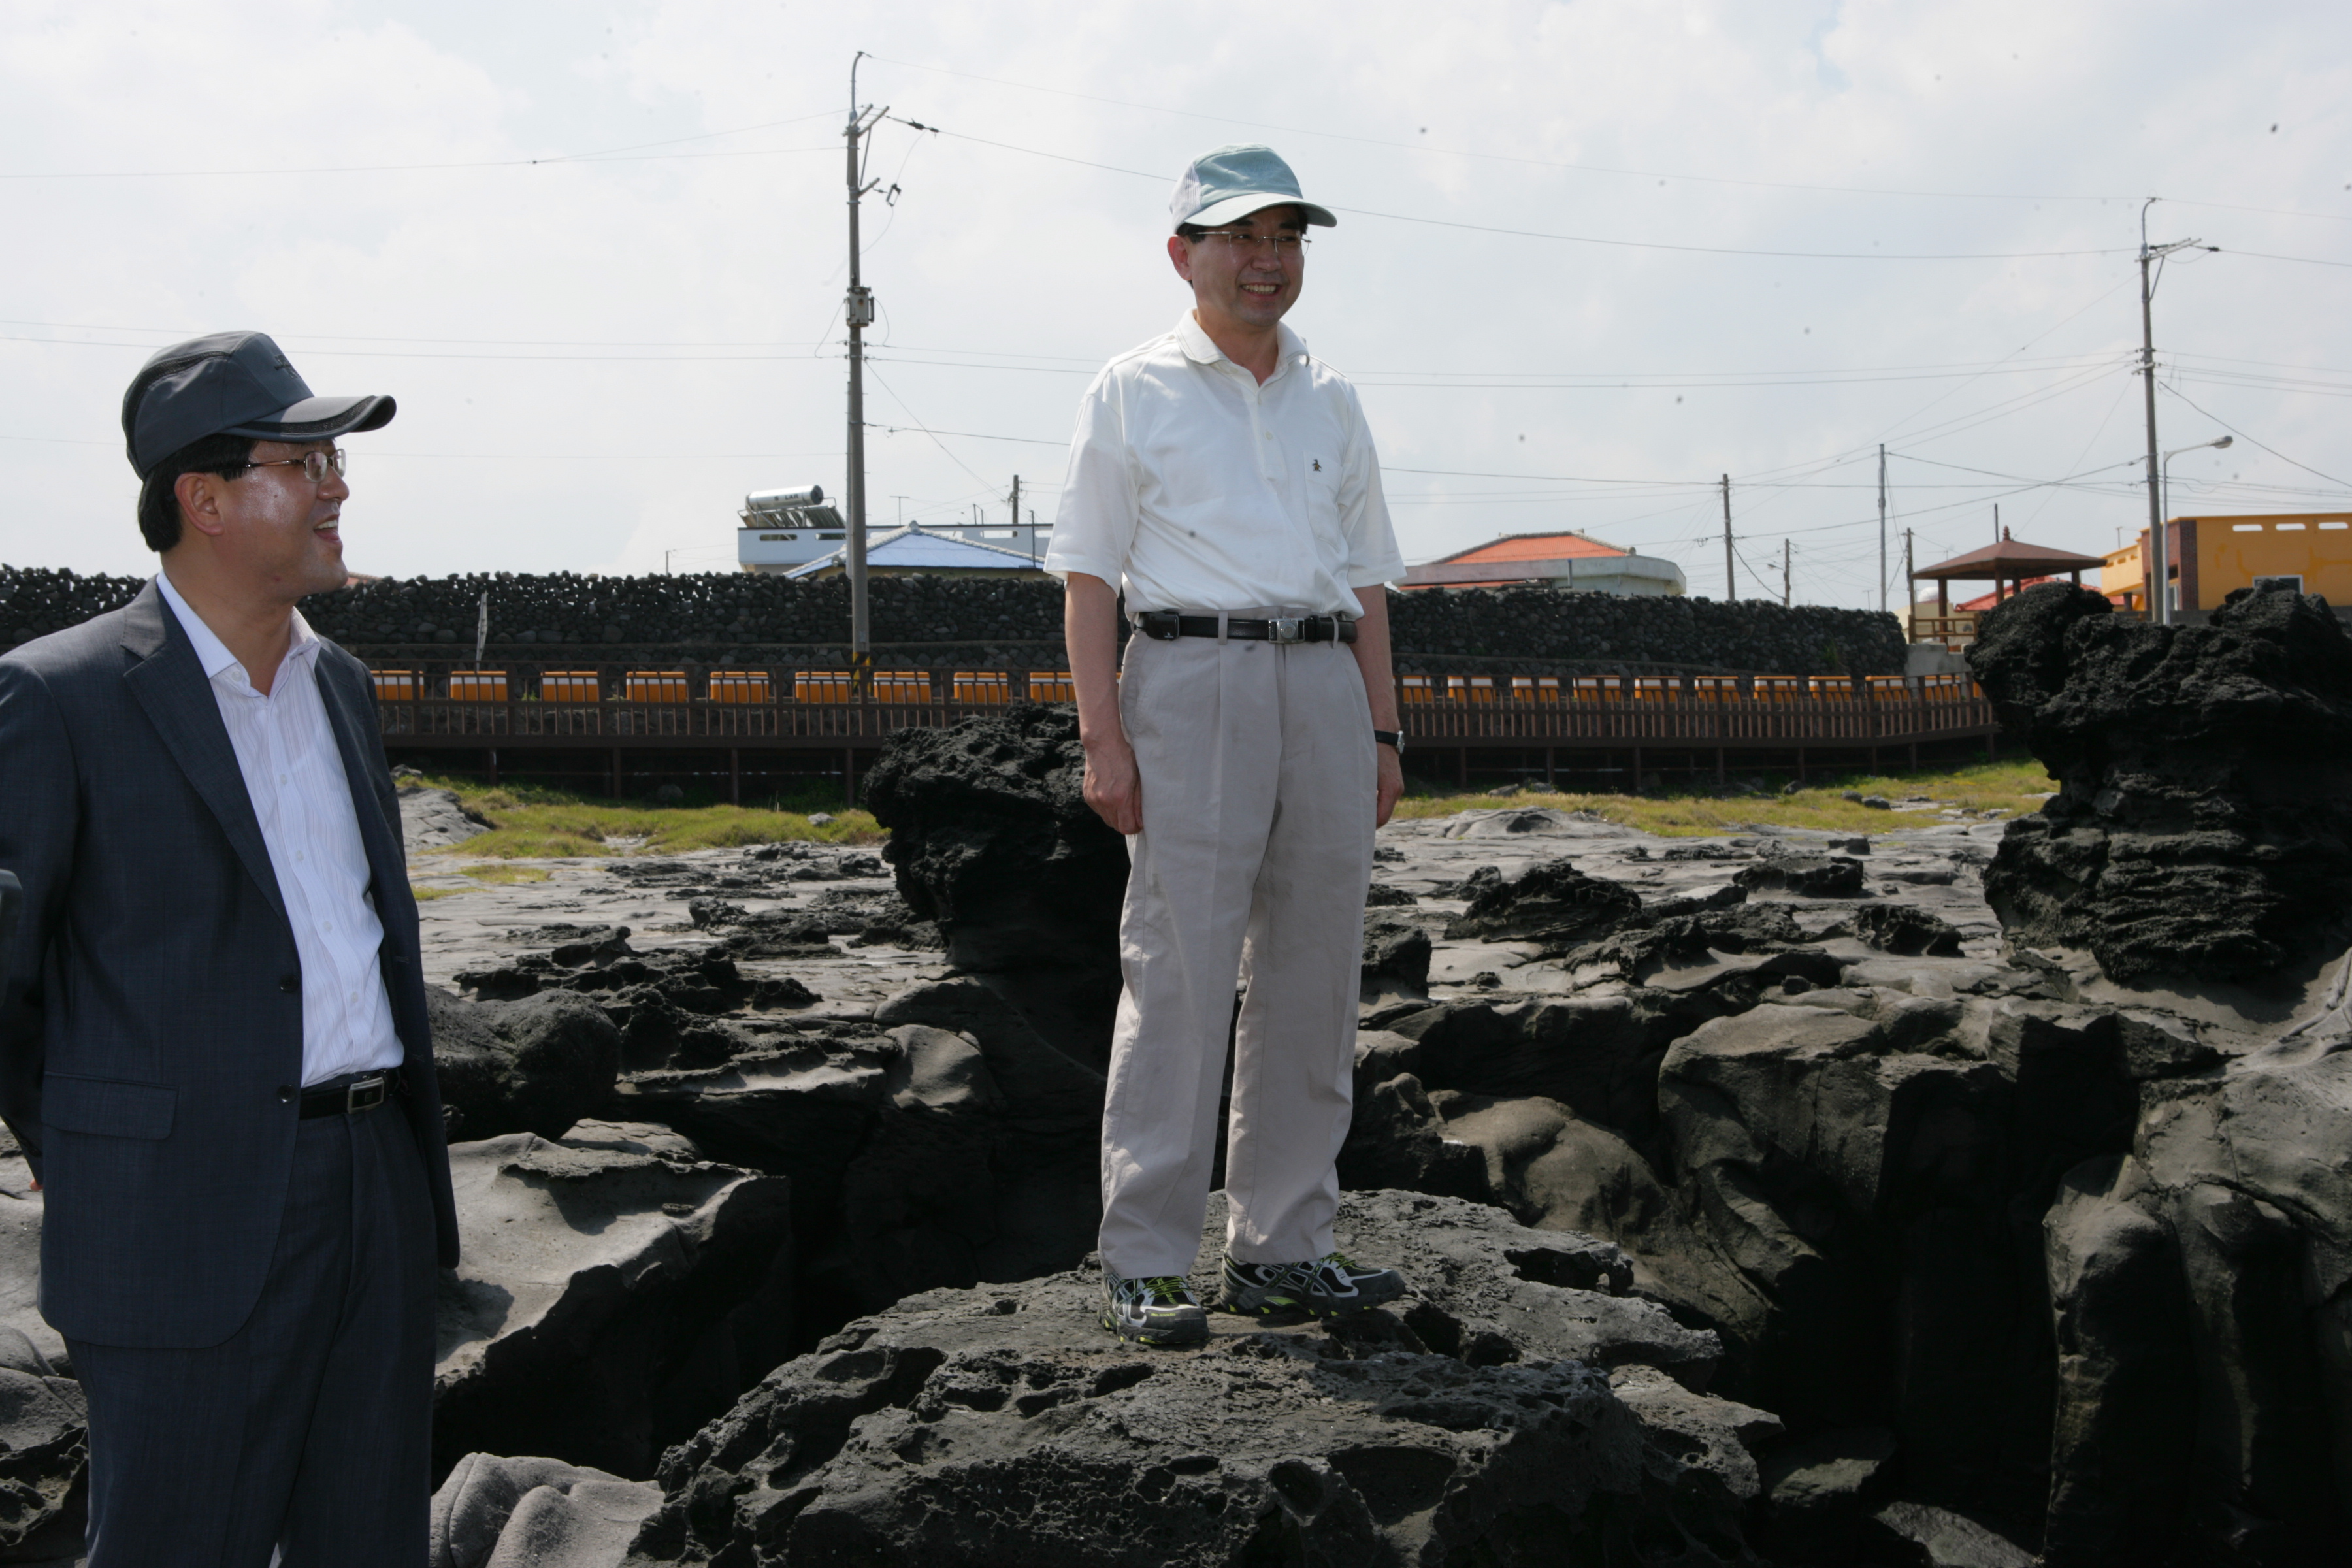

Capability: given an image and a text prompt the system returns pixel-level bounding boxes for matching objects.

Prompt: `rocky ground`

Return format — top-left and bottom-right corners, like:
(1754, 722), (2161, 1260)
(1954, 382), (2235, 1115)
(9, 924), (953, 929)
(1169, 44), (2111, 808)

(10, 585), (2352, 1565)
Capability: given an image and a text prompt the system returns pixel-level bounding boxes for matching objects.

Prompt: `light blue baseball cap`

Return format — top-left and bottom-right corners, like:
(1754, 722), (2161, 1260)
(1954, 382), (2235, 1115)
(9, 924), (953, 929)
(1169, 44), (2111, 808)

(1169, 144), (1337, 232)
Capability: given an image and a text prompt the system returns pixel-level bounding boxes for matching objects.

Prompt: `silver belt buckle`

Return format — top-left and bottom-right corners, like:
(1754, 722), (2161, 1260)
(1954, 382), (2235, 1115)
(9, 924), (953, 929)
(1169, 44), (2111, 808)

(346, 1075), (388, 1113)
(1269, 616), (1307, 644)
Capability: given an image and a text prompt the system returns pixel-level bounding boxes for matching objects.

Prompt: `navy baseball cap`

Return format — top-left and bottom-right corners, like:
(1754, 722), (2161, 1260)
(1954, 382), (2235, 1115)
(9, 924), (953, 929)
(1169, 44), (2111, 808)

(121, 331), (395, 479)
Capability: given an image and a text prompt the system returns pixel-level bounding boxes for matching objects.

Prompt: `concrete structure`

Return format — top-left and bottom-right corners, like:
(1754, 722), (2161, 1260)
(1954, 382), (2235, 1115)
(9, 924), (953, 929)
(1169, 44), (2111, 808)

(781, 521), (1054, 581)
(1401, 531), (1685, 596)
(737, 486), (847, 574)
(2140, 511), (2352, 615)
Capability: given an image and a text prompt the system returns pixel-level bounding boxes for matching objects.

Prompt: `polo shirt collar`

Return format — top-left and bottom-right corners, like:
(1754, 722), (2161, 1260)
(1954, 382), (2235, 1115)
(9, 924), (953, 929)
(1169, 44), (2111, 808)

(155, 569), (322, 685)
(1175, 313), (1311, 376)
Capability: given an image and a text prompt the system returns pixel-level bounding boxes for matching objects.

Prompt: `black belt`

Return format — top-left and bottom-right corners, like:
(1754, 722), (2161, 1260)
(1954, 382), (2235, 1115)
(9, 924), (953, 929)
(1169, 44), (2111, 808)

(1135, 611), (1357, 644)
(297, 1072), (399, 1119)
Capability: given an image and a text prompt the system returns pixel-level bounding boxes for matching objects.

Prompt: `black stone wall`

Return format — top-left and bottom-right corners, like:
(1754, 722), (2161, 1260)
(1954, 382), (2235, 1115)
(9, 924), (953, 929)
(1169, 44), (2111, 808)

(1, 566), (1905, 676)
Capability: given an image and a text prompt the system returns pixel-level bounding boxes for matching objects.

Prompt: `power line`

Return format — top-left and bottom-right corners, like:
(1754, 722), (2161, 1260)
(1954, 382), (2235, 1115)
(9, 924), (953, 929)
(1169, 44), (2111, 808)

(0, 112), (841, 180)
(2157, 384), (2352, 491)
(915, 123), (2131, 262)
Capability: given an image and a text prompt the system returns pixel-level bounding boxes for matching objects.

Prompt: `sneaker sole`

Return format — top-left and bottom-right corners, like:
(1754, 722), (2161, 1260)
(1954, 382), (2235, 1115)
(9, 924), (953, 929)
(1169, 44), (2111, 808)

(1101, 1310), (1209, 1347)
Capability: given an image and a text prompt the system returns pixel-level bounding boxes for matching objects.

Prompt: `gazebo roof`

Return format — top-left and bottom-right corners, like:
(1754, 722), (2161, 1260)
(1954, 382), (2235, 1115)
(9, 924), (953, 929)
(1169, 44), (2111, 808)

(1913, 534), (2106, 581)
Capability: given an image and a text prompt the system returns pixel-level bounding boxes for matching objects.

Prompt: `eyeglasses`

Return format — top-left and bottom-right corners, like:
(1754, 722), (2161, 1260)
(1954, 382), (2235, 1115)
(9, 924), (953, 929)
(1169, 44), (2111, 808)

(241, 448), (346, 484)
(1198, 231), (1309, 255)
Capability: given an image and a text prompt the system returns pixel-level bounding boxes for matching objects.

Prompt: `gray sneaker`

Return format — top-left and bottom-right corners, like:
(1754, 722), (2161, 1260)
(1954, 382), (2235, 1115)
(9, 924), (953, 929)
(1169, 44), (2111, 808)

(1221, 1252), (1408, 1318)
(1102, 1268), (1209, 1347)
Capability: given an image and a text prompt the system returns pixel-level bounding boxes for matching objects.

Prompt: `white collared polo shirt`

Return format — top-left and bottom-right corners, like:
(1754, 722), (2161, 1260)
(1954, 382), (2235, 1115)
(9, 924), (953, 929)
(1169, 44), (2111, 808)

(1045, 314), (1405, 615)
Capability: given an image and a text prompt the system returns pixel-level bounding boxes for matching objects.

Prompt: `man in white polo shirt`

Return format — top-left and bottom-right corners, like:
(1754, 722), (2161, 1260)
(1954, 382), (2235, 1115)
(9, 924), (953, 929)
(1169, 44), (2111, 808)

(1047, 144), (1411, 1345)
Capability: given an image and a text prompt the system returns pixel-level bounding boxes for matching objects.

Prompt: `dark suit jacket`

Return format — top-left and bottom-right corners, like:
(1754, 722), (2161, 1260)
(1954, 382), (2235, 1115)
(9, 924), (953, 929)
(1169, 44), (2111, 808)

(0, 581), (459, 1348)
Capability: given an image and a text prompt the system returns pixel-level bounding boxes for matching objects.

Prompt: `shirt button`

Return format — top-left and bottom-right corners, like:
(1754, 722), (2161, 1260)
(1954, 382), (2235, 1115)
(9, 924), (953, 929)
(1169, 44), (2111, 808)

(278, 974), (299, 994)
(295, 851), (304, 862)
(322, 922), (333, 934)
(279, 774), (287, 785)
(349, 991), (359, 1004)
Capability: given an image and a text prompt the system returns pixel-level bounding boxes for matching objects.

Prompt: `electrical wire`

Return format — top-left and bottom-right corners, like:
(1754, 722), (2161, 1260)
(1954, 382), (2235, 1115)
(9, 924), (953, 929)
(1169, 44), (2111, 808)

(913, 123), (2131, 262)
(2157, 384), (2352, 491)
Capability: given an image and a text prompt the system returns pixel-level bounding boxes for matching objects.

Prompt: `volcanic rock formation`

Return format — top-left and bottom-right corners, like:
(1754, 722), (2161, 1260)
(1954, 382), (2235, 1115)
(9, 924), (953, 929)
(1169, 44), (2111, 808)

(629, 1190), (1769, 1567)
(1968, 583), (2352, 984)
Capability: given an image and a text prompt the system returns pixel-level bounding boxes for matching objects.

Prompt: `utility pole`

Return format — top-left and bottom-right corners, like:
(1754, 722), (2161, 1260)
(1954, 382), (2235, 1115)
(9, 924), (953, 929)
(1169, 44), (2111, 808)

(1904, 527), (1916, 638)
(844, 55), (885, 688)
(1721, 474), (1735, 602)
(1008, 474), (1021, 549)
(1876, 444), (1888, 613)
(1782, 539), (1791, 608)
(2137, 200), (2215, 626)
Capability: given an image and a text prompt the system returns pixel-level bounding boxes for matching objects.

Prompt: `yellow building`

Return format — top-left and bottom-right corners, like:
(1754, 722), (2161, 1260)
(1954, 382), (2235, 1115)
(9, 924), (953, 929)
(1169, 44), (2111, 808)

(2100, 542), (2146, 612)
(2145, 512), (2352, 613)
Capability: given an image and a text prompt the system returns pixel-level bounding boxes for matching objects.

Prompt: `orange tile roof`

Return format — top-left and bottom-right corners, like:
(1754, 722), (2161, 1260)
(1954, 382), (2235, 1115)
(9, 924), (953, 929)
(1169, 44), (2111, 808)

(1433, 531), (1629, 565)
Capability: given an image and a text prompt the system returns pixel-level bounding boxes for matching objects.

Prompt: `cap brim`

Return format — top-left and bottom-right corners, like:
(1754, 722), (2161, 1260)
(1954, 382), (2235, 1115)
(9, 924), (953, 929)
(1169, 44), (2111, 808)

(1184, 193), (1337, 229)
(222, 392), (396, 442)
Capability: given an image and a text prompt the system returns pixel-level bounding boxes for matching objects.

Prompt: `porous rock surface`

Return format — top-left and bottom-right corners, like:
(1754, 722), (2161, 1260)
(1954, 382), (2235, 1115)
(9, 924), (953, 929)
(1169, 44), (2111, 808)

(429, 987), (623, 1141)
(433, 1454), (661, 1568)
(1968, 583), (2352, 984)
(433, 1124), (795, 1481)
(625, 1190), (1771, 1567)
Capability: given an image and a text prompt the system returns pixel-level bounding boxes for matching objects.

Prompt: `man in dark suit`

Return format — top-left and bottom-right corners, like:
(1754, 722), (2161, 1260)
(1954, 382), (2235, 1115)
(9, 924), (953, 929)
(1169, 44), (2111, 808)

(0, 333), (459, 1565)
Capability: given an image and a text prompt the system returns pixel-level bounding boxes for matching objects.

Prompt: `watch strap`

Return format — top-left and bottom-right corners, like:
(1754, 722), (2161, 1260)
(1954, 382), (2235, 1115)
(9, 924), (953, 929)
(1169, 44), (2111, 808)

(1372, 730), (1404, 753)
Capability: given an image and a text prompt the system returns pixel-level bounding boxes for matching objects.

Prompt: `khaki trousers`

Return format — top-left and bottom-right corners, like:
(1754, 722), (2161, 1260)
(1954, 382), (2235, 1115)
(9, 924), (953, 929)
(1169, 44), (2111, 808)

(1098, 616), (1375, 1277)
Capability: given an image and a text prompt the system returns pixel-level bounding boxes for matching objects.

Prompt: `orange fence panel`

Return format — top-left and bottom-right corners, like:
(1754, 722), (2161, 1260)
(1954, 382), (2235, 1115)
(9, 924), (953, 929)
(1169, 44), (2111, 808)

(1865, 676), (1910, 702)
(1808, 676), (1855, 703)
(1631, 678), (1673, 704)
(1028, 671), (1075, 703)
(626, 670), (690, 702)
(541, 670), (600, 703)
(1571, 677), (1622, 702)
(794, 670), (855, 703)
(1509, 677), (1561, 703)
(872, 672), (934, 702)
(1399, 675), (1434, 704)
(1754, 677), (1801, 702)
(449, 670), (507, 702)
(708, 670), (772, 704)
(371, 669), (416, 702)
(1689, 676), (1740, 703)
(953, 670), (1013, 704)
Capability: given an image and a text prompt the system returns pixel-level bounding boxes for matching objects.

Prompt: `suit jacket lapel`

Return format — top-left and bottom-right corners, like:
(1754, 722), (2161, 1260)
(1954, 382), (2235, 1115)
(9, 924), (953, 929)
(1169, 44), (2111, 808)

(118, 583), (290, 932)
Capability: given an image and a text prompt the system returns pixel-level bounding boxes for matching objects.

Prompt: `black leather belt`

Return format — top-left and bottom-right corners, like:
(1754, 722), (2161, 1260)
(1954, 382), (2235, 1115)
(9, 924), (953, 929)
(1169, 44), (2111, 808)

(298, 1073), (398, 1119)
(1135, 611), (1357, 645)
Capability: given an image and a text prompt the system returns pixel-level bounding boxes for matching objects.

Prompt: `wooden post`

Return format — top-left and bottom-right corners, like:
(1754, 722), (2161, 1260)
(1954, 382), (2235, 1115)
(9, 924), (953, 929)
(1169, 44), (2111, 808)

(1544, 747), (1554, 791)
(730, 748), (742, 806)
(1908, 742), (1918, 771)
(1716, 747), (1725, 788)
(845, 747), (858, 808)
(486, 748), (498, 788)
(1797, 746), (1806, 783)
(1631, 745), (1643, 794)
(610, 749), (623, 799)
(1458, 747), (1468, 788)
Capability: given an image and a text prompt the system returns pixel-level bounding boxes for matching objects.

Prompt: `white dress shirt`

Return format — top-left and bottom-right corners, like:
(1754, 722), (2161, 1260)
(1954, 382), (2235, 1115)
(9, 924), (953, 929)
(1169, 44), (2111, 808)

(156, 572), (405, 1087)
(1045, 314), (1406, 615)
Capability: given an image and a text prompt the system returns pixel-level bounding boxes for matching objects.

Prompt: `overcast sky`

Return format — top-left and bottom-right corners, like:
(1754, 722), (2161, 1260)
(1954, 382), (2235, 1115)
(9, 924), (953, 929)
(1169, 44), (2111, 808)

(4, 0), (2348, 609)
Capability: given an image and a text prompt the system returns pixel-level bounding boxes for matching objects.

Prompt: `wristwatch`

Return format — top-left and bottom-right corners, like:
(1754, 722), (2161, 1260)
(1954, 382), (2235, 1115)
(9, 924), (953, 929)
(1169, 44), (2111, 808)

(1373, 730), (1405, 755)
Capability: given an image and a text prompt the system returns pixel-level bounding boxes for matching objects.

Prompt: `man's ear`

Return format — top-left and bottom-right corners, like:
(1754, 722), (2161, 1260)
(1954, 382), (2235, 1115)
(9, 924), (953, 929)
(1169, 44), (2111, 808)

(174, 470), (231, 540)
(1167, 233), (1194, 283)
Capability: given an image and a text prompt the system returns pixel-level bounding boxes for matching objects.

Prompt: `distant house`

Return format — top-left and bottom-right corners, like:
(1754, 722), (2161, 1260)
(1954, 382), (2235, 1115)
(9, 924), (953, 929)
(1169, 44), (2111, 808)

(778, 521), (1056, 581)
(2136, 512), (2352, 615)
(1400, 531), (1686, 596)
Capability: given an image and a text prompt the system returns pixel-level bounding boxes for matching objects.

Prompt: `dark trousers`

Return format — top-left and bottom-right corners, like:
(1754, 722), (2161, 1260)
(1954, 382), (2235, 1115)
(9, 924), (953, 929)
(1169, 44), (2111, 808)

(68, 1099), (437, 1567)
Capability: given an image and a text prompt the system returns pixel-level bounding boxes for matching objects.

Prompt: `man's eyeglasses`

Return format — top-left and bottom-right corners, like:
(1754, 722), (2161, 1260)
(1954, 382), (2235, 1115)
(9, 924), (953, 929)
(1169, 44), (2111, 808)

(1198, 231), (1309, 256)
(241, 449), (346, 484)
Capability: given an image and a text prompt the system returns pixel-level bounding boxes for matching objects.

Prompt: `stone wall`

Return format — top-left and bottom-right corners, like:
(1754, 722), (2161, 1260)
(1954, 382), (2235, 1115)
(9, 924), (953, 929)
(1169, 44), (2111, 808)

(1, 565), (1906, 676)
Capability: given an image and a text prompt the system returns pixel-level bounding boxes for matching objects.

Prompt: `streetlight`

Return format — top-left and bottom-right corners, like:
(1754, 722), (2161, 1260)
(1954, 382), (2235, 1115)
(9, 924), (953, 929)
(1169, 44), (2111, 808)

(2157, 435), (2232, 624)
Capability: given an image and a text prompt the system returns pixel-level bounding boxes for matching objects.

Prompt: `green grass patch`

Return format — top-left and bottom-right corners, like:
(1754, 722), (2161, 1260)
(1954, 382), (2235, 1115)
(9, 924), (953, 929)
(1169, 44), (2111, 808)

(404, 772), (882, 858)
(1391, 757), (2053, 838)
(457, 864), (553, 885)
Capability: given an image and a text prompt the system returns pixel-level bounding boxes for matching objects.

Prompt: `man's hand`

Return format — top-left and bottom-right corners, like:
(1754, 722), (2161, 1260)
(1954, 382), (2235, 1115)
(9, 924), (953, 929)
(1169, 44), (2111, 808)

(1375, 744), (1404, 828)
(1085, 736), (1144, 836)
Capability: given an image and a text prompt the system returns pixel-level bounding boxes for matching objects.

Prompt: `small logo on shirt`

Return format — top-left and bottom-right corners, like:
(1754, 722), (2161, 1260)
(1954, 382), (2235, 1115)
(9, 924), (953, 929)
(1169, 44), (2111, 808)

(1312, 458), (1322, 471)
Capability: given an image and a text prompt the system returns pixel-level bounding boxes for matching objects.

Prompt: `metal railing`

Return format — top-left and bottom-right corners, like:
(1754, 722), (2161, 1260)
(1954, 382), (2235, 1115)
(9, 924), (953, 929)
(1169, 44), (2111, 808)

(376, 689), (1997, 749)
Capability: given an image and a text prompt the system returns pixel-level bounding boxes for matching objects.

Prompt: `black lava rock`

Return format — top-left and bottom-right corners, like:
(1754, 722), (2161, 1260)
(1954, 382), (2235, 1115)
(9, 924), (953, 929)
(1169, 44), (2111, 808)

(1968, 583), (2352, 983)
